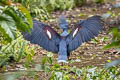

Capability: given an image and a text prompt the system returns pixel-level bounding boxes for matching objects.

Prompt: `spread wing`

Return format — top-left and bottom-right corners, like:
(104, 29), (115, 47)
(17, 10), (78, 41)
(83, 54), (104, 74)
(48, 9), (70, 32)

(22, 20), (61, 53)
(66, 16), (103, 53)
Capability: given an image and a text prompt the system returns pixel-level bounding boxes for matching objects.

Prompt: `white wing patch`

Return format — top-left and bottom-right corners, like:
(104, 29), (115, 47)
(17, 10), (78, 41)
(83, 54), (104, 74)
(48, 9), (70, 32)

(47, 30), (52, 39)
(73, 28), (79, 38)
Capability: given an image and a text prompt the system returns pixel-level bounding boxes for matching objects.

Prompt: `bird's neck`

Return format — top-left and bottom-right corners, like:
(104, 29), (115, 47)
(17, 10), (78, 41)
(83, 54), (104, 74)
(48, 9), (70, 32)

(60, 29), (68, 37)
(63, 28), (68, 31)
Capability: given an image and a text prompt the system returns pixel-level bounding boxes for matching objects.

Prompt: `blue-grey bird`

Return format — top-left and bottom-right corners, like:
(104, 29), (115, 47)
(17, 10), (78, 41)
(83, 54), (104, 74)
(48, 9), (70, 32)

(22, 15), (103, 63)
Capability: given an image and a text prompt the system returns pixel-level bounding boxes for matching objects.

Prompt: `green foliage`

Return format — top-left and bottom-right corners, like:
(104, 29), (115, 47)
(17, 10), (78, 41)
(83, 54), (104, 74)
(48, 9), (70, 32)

(1, 1), (119, 80)
(93, 0), (104, 3)
(74, 0), (86, 6)
(0, 32), (35, 67)
(11, 0), (78, 20)
(0, 4), (32, 42)
(32, 55), (120, 80)
(0, 6), (16, 42)
(104, 28), (120, 78)
(104, 28), (120, 49)
(12, 0), (75, 11)
(0, 1), (33, 68)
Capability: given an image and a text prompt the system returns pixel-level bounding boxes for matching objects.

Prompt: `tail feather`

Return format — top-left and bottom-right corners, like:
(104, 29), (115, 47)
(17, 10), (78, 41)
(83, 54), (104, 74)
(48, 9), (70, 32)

(58, 40), (68, 63)
(58, 54), (67, 63)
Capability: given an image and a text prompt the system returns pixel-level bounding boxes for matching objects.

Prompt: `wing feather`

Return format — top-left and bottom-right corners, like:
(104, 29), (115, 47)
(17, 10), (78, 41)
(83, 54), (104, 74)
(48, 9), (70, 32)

(66, 16), (103, 53)
(22, 20), (61, 53)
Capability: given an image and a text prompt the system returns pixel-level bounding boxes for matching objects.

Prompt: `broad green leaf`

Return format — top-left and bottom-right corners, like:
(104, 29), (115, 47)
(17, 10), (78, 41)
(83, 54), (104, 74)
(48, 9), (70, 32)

(47, 57), (52, 64)
(0, 5), (32, 41)
(42, 57), (47, 65)
(63, 75), (70, 80)
(0, 57), (8, 67)
(17, 4), (33, 28)
(112, 28), (118, 40)
(26, 53), (32, 62)
(0, 14), (16, 40)
(17, 41), (25, 61)
(104, 41), (120, 49)
(3, 6), (31, 33)
(49, 71), (55, 80)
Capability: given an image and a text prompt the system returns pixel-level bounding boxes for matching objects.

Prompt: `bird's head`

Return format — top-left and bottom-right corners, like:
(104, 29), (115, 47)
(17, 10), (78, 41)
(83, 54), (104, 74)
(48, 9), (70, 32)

(58, 15), (68, 30)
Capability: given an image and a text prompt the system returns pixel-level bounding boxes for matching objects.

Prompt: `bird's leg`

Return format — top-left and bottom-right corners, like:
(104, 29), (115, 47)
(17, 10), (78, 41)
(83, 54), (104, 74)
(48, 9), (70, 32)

(61, 62), (65, 66)
(67, 56), (69, 61)
(67, 53), (70, 61)
(61, 62), (68, 66)
(58, 62), (66, 66)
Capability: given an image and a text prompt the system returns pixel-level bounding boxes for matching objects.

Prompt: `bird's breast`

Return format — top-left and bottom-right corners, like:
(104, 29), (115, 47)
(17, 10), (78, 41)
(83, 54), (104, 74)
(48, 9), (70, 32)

(59, 40), (67, 52)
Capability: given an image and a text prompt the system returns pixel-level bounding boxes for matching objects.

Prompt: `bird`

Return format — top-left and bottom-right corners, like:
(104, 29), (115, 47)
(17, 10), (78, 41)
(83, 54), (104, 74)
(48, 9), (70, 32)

(22, 15), (103, 63)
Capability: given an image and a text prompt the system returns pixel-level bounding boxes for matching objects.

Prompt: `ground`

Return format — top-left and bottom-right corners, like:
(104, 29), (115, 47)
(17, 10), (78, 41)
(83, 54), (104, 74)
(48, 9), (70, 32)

(34, 2), (120, 67)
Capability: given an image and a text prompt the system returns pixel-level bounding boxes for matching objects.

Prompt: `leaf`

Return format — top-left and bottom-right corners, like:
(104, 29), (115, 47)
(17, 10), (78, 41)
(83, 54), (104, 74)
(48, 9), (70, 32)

(0, 13), (16, 40)
(42, 57), (47, 65)
(27, 54), (32, 62)
(53, 64), (60, 69)
(17, 4), (33, 28)
(104, 41), (120, 49)
(35, 64), (42, 71)
(3, 6), (31, 33)
(76, 69), (82, 77)
(112, 28), (118, 40)
(47, 52), (53, 57)
(47, 57), (53, 64)
(0, 57), (8, 67)
(63, 75), (70, 80)
(0, 5), (32, 41)
(17, 41), (25, 61)
(44, 65), (50, 73)
(49, 71), (55, 80)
